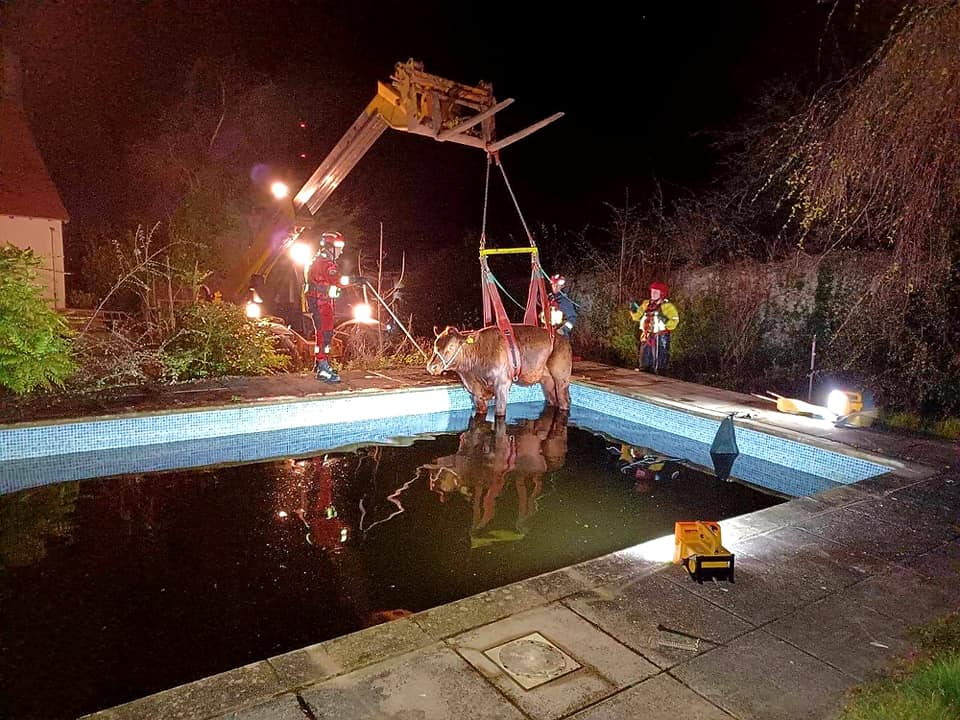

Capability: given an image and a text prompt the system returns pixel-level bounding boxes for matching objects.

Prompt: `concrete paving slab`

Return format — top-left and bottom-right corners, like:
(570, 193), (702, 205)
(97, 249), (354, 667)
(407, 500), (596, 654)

(891, 475), (960, 521)
(797, 505), (946, 562)
(300, 644), (525, 720)
(568, 673), (730, 720)
(665, 548), (832, 626)
(845, 497), (960, 545)
(839, 567), (960, 626)
(810, 484), (875, 509)
(765, 593), (912, 681)
(220, 694), (305, 719)
(903, 539), (960, 582)
(410, 580), (547, 641)
(266, 625), (436, 693)
(672, 629), (853, 720)
(564, 571), (753, 669)
(451, 603), (658, 720)
(565, 551), (660, 588)
(527, 568), (593, 602)
(81, 661), (284, 720)
(720, 497), (824, 540)
(734, 526), (889, 589)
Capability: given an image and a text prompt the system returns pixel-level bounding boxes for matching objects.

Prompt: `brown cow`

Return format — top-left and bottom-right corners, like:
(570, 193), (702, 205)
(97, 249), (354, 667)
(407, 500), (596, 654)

(426, 324), (572, 416)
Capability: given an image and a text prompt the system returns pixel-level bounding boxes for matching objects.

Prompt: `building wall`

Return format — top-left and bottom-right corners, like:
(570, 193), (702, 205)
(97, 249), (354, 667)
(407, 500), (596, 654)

(0, 214), (66, 308)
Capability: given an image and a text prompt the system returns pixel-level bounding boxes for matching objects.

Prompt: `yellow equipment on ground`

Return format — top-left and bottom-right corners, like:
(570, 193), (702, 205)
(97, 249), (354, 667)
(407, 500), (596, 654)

(673, 521), (735, 583)
(754, 390), (876, 428)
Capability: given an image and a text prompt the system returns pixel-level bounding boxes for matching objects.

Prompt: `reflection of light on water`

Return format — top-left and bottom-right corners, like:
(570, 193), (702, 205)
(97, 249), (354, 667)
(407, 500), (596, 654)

(619, 533), (675, 563)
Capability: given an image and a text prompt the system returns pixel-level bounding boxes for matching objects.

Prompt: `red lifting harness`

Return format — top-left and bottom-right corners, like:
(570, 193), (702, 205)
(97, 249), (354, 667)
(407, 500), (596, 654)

(479, 152), (554, 382)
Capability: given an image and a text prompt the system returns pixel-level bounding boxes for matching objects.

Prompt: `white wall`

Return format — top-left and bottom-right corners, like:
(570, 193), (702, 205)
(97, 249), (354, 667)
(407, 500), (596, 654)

(0, 214), (65, 308)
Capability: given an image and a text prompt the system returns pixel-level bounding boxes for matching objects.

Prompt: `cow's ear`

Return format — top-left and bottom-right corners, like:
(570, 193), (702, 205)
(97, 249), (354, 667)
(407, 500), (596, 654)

(433, 325), (441, 338)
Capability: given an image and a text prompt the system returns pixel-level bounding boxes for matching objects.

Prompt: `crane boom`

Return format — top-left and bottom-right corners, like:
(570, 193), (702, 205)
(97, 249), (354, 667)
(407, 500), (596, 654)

(226, 59), (562, 304)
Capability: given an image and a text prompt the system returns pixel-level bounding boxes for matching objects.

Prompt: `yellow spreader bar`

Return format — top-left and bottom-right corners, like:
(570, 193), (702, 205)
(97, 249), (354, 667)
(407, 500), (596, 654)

(480, 247), (539, 256)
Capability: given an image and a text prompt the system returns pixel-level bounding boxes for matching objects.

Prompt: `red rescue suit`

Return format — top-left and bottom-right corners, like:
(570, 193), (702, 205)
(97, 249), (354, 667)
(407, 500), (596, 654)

(304, 252), (345, 362)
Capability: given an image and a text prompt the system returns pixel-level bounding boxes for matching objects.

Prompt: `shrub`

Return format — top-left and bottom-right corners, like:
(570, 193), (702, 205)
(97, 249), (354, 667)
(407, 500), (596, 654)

(0, 246), (76, 393)
(161, 301), (287, 381)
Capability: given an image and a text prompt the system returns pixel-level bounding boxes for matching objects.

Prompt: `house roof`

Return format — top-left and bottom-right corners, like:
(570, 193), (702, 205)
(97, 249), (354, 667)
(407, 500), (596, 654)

(0, 100), (69, 221)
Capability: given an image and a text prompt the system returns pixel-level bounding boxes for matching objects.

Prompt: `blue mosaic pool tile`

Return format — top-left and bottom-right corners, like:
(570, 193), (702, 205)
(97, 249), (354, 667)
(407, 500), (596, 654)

(0, 403), (552, 495)
(0, 384), (547, 463)
(0, 380), (888, 498)
(571, 384), (889, 485)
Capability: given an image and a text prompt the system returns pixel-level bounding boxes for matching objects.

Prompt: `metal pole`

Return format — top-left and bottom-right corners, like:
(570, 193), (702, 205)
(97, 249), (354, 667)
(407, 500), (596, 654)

(377, 222), (383, 354)
(361, 280), (428, 359)
(807, 334), (817, 402)
(618, 187), (627, 305)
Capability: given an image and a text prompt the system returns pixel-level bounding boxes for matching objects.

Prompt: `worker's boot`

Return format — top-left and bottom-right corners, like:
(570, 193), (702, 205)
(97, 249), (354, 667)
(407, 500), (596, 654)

(316, 360), (341, 383)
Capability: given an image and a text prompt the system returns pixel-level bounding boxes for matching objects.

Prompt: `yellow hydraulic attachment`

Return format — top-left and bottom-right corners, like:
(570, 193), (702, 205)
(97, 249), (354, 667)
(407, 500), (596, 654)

(293, 58), (564, 215)
(673, 521), (735, 584)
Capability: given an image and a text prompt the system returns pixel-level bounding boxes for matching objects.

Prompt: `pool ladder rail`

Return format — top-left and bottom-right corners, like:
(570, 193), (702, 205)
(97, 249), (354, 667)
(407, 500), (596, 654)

(673, 521), (736, 584)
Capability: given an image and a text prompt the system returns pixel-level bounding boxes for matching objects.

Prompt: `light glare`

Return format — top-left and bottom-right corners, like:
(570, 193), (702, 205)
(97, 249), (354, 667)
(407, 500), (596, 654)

(270, 181), (289, 200)
(827, 389), (850, 417)
(352, 303), (373, 323)
(289, 241), (313, 266)
(245, 301), (262, 319)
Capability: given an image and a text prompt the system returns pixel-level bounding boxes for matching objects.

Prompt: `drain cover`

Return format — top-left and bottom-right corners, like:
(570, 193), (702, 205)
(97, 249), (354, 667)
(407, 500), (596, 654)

(483, 632), (580, 689)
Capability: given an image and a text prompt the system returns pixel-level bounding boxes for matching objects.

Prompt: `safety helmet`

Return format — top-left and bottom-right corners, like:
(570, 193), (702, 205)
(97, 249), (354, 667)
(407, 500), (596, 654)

(320, 231), (345, 259)
(650, 281), (669, 296)
(550, 274), (566, 290)
(320, 231), (345, 248)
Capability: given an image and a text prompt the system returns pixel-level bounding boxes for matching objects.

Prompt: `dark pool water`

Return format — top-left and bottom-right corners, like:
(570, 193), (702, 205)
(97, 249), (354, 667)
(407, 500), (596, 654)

(0, 404), (781, 719)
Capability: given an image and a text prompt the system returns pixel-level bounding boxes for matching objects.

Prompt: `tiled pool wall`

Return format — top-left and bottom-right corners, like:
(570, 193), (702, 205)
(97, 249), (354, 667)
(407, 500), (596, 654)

(0, 382), (890, 496)
(570, 384), (890, 485)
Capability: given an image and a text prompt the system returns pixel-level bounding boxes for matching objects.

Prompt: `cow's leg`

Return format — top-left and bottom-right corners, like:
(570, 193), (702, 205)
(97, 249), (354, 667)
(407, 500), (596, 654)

(546, 338), (573, 411)
(556, 375), (571, 410)
(459, 374), (490, 416)
(540, 372), (558, 406)
(494, 381), (511, 417)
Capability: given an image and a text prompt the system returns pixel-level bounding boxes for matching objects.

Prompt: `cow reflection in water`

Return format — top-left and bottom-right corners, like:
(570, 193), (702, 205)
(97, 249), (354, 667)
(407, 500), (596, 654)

(423, 405), (569, 548)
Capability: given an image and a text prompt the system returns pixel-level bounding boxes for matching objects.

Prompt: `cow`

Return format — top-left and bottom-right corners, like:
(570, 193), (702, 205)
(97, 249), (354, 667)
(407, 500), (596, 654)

(426, 324), (572, 417)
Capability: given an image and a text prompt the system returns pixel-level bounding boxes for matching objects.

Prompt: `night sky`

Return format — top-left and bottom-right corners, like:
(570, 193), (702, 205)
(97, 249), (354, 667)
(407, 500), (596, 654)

(4, 1), (849, 254)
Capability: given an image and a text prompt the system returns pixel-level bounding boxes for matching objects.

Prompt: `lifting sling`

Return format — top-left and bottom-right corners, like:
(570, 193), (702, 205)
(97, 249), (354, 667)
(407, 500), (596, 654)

(478, 152), (554, 382)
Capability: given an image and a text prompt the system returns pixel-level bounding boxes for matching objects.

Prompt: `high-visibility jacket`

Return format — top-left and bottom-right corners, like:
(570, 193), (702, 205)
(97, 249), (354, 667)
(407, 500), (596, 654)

(630, 297), (679, 338)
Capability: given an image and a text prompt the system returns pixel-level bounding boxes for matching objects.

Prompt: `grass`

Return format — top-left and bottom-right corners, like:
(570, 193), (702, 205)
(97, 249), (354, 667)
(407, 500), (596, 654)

(840, 613), (960, 720)
(881, 412), (960, 441)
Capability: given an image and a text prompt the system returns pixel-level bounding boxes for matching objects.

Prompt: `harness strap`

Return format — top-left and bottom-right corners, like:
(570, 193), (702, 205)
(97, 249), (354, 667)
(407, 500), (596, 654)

(482, 259), (522, 381)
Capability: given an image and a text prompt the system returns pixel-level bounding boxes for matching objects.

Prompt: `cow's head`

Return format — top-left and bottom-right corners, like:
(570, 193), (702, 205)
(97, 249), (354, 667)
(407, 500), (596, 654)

(427, 326), (467, 375)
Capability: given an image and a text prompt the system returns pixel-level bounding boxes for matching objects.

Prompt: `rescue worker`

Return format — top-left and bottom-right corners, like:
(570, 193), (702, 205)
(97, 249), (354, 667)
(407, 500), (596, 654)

(547, 274), (577, 337)
(630, 281), (679, 372)
(304, 231), (348, 382)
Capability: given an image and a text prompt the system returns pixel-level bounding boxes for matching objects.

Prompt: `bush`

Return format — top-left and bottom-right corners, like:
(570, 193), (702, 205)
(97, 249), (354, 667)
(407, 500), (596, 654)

(0, 246), (76, 393)
(161, 301), (287, 381)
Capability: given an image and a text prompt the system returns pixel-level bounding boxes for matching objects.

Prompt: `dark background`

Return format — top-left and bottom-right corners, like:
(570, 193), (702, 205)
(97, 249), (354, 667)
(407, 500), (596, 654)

(3, 1), (858, 252)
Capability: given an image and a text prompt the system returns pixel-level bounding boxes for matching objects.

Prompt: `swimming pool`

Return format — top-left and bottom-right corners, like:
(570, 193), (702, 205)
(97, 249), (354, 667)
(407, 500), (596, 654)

(0, 382), (892, 719)
(0, 382), (889, 495)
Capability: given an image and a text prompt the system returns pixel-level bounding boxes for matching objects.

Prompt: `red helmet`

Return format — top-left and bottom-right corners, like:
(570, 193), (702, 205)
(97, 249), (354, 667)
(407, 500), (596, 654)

(320, 231), (344, 249)
(550, 274), (566, 290)
(650, 281), (669, 296)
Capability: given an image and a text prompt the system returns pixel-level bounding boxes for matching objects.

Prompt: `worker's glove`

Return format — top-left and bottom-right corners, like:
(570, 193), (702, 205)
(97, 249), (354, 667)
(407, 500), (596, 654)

(629, 301), (640, 313)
